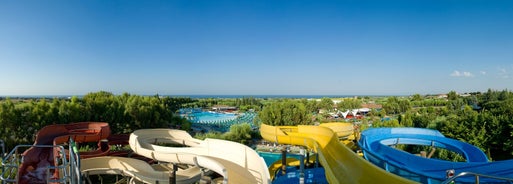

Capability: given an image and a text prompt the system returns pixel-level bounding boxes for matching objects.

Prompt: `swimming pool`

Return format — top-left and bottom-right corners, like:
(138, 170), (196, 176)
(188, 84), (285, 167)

(181, 111), (238, 123)
(258, 152), (328, 184)
(191, 111), (237, 123)
(180, 109), (258, 132)
(258, 151), (303, 167)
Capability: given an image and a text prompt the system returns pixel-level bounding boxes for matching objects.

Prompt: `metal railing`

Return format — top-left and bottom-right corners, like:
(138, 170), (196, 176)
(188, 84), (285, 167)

(0, 139), (81, 184)
(1, 144), (68, 183)
(1, 140), (4, 184)
(68, 138), (81, 184)
(442, 171), (513, 184)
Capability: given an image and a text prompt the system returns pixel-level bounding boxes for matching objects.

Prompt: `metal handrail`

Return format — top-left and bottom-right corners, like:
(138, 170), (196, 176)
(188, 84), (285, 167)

(68, 138), (81, 184)
(442, 171), (513, 184)
(0, 140), (5, 184)
(0, 144), (68, 183)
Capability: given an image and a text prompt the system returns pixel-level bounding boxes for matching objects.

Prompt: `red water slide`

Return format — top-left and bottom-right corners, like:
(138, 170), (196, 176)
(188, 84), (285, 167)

(17, 122), (110, 184)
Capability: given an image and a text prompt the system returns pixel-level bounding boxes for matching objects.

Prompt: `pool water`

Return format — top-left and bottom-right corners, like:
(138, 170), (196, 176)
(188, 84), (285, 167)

(258, 152), (303, 167)
(183, 111), (237, 123)
(192, 111), (237, 122)
(258, 152), (328, 184)
(273, 167), (328, 184)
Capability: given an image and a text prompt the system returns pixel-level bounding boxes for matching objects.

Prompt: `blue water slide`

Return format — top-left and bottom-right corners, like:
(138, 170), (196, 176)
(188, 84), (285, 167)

(358, 127), (513, 183)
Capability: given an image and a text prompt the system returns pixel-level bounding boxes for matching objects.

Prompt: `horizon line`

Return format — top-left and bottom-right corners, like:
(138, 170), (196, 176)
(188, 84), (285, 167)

(1, 93), (456, 99)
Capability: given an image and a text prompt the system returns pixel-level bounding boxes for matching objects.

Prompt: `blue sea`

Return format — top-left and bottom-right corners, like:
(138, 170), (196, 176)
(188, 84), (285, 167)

(2, 94), (398, 99)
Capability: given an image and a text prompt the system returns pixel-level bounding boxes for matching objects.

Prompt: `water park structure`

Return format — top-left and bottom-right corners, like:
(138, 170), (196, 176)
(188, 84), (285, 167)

(259, 123), (415, 184)
(129, 129), (270, 184)
(1, 122), (270, 184)
(2, 122), (111, 184)
(4, 121), (513, 183)
(358, 127), (513, 183)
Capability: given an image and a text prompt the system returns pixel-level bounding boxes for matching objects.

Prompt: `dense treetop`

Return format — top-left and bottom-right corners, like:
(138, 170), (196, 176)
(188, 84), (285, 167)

(2, 89), (513, 160)
(0, 92), (190, 148)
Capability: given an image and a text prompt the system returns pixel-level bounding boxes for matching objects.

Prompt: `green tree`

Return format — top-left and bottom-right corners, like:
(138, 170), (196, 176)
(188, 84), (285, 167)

(0, 98), (21, 147)
(412, 94), (423, 101)
(338, 98), (362, 111)
(162, 97), (197, 113)
(374, 119), (401, 127)
(0, 91), (197, 148)
(123, 95), (171, 132)
(447, 91), (458, 101)
(223, 123), (253, 145)
(398, 100), (412, 113)
(412, 114), (430, 128)
(300, 99), (320, 113)
(258, 100), (312, 126)
(400, 112), (414, 127)
(319, 98), (334, 111)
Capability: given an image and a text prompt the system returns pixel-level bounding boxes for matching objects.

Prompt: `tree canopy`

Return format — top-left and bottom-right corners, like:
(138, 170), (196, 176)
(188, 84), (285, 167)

(258, 99), (312, 126)
(0, 92), (191, 148)
(374, 89), (513, 161)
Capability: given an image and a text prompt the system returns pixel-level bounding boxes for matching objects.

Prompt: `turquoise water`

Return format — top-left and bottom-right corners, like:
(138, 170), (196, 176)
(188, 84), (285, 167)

(259, 152), (328, 184)
(181, 111), (238, 124)
(273, 167), (328, 184)
(180, 109), (257, 132)
(191, 111), (237, 123)
(258, 152), (303, 167)
(180, 110), (256, 125)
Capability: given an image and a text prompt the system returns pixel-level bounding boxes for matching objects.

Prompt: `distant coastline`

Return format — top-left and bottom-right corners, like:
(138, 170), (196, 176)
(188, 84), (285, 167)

(164, 94), (395, 99)
(0, 94), (407, 99)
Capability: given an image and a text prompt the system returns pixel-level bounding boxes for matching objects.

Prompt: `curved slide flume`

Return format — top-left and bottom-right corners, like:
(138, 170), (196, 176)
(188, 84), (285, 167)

(17, 122), (111, 184)
(359, 127), (513, 183)
(259, 123), (416, 184)
(129, 129), (270, 184)
(80, 156), (201, 184)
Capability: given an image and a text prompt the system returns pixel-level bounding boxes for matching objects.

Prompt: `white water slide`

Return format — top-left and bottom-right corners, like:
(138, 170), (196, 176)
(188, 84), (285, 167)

(128, 129), (270, 184)
(81, 156), (202, 184)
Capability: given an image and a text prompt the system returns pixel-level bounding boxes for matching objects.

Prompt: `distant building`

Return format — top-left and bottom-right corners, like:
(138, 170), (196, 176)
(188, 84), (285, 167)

(459, 93), (471, 97)
(337, 108), (370, 119)
(437, 94), (448, 99)
(212, 105), (238, 112)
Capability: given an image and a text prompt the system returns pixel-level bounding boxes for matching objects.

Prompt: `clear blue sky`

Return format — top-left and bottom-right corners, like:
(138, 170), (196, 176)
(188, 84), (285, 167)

(1, 0), (512, 96)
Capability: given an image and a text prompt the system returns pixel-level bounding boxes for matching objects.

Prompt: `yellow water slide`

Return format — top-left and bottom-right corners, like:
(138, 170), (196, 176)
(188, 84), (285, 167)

(260, 123), (416, 184)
